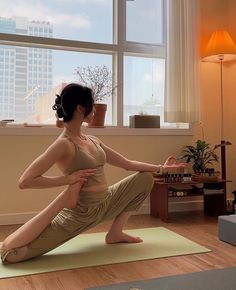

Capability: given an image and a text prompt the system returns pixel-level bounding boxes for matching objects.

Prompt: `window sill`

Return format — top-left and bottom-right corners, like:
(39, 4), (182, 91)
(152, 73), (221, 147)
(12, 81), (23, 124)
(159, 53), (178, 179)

(0, 125), (193, 136)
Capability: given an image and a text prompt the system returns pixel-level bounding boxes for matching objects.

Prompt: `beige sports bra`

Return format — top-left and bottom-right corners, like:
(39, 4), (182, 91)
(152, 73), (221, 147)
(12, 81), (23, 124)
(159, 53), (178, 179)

(63, 135), (108, 192)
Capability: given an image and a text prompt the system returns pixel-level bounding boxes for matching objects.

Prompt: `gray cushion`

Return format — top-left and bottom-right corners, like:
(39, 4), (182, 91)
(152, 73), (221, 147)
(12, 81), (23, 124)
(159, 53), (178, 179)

(218, 215), (236, 246)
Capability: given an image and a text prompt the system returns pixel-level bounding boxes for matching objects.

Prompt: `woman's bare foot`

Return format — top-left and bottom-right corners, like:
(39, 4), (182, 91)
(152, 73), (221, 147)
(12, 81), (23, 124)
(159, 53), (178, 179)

(105, 232), (143, 244)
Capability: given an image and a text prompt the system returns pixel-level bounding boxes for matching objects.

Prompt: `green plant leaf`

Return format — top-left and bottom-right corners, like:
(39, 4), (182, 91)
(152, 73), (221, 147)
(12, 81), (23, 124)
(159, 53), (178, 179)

(179, 139), (219, 172)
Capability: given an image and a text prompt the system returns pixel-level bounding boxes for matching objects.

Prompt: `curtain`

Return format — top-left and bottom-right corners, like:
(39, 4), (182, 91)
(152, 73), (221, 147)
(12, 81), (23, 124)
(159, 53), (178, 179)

(164, 0), (200, 123)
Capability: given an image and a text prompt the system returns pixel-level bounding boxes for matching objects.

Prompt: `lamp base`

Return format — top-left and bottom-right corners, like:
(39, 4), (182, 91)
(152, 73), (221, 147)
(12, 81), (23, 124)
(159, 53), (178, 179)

(220, 140), (232, 180)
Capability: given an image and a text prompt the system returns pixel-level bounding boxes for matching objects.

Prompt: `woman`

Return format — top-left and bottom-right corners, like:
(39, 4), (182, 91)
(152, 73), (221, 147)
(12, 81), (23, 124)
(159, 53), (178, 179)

(0, 83), (187, 263)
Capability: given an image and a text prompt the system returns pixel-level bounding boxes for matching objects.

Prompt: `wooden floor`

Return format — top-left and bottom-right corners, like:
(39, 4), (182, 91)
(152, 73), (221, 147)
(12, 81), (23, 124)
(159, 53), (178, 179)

(0, 211), (236, 290)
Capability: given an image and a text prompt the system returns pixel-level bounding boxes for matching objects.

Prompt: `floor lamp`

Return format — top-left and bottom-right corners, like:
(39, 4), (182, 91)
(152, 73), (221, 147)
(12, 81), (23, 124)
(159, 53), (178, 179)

(202, 30), (236, 181)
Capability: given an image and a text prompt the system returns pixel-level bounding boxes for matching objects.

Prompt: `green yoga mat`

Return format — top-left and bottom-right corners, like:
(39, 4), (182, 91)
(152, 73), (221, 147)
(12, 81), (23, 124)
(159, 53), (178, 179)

(0, 227), (210, 279)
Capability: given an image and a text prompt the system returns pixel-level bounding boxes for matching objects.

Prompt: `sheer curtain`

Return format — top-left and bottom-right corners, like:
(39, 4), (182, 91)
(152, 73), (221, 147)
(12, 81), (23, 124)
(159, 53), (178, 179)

(164, 0), (200, 123)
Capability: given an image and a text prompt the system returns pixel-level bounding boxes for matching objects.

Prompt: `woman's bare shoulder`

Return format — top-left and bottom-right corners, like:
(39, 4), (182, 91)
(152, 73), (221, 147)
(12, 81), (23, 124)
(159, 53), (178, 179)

(49, 135), (74, 152)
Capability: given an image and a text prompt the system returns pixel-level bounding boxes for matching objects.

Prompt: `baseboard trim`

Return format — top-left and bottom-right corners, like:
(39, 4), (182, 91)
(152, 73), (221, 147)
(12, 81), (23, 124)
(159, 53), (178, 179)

(136, 200), (204, 215)
(0, 212), (38, 225)
(0, 201), (204, 225)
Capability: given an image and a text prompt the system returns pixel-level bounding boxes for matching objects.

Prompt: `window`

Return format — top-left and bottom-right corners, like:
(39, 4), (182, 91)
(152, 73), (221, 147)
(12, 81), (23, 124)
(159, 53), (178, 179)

(124, 56), (165, 126)
(0, 44), (114, 124)
(0, 0), (173, 128)
(126, 0), (164, 44)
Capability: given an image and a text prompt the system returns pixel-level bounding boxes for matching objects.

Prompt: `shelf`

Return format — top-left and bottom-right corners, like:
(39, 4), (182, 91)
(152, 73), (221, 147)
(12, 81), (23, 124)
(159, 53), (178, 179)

(150, 179), (228, 222)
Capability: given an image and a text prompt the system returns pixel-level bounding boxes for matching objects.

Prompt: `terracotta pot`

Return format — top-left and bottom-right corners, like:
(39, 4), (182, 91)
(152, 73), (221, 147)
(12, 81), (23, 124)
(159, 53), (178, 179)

(56, 120), (64, 128)
(87, 103), (107, 128)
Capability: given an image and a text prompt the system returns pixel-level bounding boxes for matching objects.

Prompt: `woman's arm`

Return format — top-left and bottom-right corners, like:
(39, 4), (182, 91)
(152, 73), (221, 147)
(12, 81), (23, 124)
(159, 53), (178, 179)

(100, 142), (188, 173)
(19, 138), (95, 189)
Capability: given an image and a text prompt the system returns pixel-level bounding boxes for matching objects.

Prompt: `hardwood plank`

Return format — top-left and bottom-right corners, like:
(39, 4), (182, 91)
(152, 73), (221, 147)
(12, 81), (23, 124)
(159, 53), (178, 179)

(0, 211), (236, 290)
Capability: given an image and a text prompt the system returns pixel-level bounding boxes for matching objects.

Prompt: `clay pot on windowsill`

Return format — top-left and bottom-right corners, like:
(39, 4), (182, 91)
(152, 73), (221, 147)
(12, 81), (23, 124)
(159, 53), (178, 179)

(87, 103), (107, 128)
(56, 120), (64, 128)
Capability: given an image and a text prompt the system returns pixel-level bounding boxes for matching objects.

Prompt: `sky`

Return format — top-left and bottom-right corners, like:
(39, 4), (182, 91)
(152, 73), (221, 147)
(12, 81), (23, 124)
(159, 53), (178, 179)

(0, 0), (112, 42)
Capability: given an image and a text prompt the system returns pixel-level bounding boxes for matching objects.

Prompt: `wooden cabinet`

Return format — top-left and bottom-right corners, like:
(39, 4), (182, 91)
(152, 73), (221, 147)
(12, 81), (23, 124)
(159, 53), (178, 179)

(150, 179), (227, 222)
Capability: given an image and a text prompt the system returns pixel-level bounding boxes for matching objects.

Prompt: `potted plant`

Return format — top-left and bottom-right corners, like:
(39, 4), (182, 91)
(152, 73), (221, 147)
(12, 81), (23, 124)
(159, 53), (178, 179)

(179, 139), (220, 173)
(75, 65), (116, 127)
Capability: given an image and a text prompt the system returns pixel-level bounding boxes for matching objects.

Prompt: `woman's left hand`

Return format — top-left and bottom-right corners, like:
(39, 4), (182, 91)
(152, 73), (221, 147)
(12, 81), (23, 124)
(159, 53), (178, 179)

(163, 155), (189, 170)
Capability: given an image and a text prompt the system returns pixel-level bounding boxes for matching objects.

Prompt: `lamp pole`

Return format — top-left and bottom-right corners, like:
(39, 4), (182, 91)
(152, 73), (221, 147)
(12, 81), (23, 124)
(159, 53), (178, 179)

(218, 55), (226, 180)
(219, 56), (228, 216)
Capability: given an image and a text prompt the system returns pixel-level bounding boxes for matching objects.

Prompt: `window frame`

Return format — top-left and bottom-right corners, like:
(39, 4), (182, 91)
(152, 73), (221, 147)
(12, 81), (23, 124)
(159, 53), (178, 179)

(0, 0), (192, 136)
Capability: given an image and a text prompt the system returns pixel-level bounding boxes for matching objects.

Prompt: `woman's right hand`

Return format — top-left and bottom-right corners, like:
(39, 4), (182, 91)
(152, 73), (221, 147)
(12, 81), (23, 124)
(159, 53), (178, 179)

(67, 169), (96, 185)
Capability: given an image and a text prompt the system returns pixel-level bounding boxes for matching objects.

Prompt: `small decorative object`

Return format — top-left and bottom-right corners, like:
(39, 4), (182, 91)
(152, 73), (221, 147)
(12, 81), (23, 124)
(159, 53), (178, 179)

(129, 115), (160, 128)
(0, 119), (14, 127)
(75, 65), (116, 128)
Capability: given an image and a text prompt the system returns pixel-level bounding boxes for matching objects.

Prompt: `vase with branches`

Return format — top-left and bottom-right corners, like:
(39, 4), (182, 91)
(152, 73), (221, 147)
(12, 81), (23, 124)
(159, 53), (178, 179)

(75, 65), (115, 103)
(75, 65), (116, 127)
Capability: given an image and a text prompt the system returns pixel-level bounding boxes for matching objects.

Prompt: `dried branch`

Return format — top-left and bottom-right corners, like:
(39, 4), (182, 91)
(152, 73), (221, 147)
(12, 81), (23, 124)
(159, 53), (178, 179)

(75, 65), (116, 103)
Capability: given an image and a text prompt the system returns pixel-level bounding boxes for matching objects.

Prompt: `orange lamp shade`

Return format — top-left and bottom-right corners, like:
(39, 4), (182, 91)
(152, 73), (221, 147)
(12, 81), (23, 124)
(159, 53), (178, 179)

(202, 30), (236, 62)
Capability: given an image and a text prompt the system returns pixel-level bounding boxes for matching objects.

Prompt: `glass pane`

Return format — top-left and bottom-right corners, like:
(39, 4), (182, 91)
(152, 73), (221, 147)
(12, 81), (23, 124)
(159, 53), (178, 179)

(0, 44), (113, 125)
(126, 0), (164, 44)
(0, 0), (113, 43)
(124, 56), (165, 126)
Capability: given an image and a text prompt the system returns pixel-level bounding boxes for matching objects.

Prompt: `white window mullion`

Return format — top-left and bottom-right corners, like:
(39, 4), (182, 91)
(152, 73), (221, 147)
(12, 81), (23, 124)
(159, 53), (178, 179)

(0, 33), (115, 55)
(115, 0), (126, 127)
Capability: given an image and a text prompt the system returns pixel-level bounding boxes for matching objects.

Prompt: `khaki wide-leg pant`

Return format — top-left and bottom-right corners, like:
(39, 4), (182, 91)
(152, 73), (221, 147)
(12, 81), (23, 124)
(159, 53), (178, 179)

(1, 172), (154, 263)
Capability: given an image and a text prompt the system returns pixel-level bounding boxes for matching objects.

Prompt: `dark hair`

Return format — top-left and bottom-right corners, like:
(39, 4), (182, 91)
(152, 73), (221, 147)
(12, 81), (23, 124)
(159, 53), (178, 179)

(52, 83), (94, 122)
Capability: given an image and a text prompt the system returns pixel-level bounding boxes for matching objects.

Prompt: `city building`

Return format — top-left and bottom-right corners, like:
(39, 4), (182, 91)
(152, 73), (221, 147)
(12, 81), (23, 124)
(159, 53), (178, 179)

(0, 16), (53, 122)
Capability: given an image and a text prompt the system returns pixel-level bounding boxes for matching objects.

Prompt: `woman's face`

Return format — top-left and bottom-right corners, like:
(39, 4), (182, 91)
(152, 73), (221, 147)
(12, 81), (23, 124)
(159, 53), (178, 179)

(84, 106), (95, 123)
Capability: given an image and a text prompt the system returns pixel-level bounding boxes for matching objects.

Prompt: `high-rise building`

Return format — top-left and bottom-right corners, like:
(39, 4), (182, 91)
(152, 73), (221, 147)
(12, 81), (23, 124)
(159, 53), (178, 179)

(0, 16), (53, 122)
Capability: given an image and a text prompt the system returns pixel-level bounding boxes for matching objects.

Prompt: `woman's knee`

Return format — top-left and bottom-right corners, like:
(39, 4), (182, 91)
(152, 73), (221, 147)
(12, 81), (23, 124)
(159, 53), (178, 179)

(136, 171), (154, 189)
(5, 246), (28, 264)
(1, 240), (29, 264)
